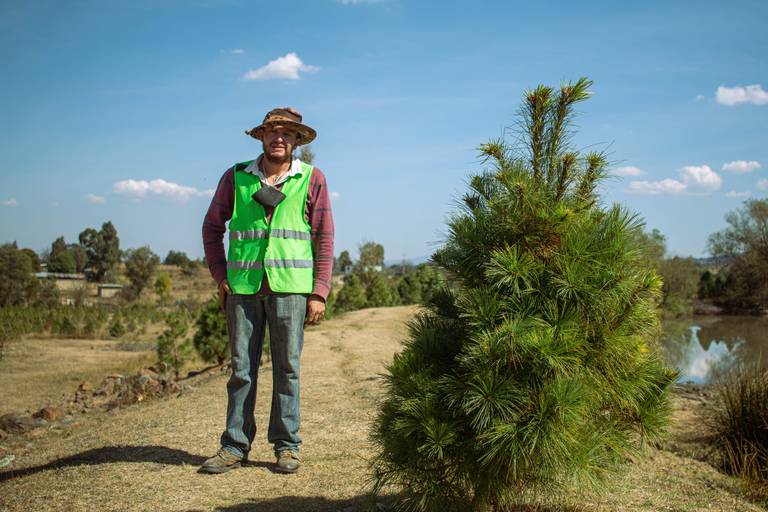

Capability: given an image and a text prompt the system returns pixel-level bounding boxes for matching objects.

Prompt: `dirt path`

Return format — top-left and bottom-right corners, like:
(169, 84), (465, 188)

(0, 306), (764, 512)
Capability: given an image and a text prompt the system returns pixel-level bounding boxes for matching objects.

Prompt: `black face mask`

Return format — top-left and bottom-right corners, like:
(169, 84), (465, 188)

(252, 185), (286, 208)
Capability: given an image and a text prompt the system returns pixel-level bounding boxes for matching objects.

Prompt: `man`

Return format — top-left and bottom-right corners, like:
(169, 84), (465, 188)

(200, 107), (334, 474)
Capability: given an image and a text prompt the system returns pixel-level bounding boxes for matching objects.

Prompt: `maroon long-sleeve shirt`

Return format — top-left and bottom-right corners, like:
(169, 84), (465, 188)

(202, 159), (334, 301)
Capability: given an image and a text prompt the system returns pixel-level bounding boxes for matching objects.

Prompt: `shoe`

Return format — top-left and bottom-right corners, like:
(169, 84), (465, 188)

(200, 446), (245, 474)
(274, 450), (301, 474)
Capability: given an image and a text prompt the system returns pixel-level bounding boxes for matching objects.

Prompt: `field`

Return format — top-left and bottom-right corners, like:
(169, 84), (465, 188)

(0, 305), (765, 511)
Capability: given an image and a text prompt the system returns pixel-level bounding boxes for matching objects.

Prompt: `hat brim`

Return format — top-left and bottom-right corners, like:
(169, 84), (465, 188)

(246, 120), (317, 146)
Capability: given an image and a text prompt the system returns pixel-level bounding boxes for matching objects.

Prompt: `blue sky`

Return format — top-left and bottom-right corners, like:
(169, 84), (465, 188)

(1, 0), (766, 268)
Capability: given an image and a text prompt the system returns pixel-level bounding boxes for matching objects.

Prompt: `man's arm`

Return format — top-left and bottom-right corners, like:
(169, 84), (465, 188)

(202, 167), (235, 286)
(306, 167), (335, 303)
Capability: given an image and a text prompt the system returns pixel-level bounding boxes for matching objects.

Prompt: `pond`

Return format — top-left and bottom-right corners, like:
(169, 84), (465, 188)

(660, 315), (768, 385)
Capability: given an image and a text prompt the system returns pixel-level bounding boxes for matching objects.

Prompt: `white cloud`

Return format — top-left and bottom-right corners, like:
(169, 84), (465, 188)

(628, 165), (721, 195)
(612, 166), (646, 177)
(716, 84), (768, 106)
(721, 160), (762, 173)
(231, 48), (245, 54)
(629, 179), (687, 195)
(1, 198), (17, 206)
(331, 191), (340, 200)
(85, 193), (105, 204)
(113, 179), (213, 201)
(242, 52), (319, 81)
(694, 94), (706, 102)
(758, 179), (768, 191)
(726, 190), (751, 198)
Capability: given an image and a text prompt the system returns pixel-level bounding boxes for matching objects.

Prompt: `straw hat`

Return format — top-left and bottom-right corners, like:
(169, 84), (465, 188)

(245, 107), (317, 146)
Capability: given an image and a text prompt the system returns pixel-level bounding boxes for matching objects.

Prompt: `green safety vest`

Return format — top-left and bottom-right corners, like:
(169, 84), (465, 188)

(226, 159), (314, 294)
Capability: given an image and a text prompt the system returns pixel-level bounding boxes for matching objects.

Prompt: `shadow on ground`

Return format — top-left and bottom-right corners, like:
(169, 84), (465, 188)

(0, 445), (218, 482)
(196, 496), (583, 512)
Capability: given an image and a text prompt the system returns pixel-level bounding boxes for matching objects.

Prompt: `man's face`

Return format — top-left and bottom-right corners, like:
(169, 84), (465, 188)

(262, 125), (299, 164)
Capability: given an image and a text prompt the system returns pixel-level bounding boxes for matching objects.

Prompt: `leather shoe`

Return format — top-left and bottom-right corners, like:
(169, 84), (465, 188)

(274, 450), (300, 473)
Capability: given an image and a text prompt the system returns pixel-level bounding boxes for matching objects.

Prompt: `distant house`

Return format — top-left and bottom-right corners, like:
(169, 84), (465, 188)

(34, 272), (88, 305)
(97, 283), (123, 298)
(34, 272), (86, 290)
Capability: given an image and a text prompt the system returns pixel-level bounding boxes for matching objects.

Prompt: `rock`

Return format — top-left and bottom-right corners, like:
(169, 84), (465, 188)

(0, 454), (14, 468)
(32, 417), (48, 427)
(105, 373), (125, 380)
(0, 414), (35, 434)
(78, 381), (93, 392)
(32, 406), (64, 422)
(0, 428), (7, 440)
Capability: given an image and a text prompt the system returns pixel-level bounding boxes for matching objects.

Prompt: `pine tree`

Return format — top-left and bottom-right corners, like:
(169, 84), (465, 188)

(335, 273), (367, 312)
(193, 296), (229, 365)
(157, 311), (193, 379)
(370, 78), (678, 511)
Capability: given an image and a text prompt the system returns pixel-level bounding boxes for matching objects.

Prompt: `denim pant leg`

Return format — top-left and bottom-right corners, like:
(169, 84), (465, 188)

(220, 294), (266, 458)
(265, 293), (307, 454)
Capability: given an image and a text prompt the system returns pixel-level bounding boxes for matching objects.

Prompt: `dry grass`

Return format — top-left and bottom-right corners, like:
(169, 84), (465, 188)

(0, 305), (765, 512)
(0, 338), (156, 416)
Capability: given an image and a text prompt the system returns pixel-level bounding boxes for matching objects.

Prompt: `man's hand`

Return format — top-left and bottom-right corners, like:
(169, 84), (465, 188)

(305, 294), (325, 325)
(218, 279), (232, 312)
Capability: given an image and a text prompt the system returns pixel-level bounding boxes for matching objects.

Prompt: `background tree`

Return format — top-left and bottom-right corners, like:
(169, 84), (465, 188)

(79, 221), (120, 282)
(124, 246), (160, 299)
(48, 236), (76, 273)
(366, 272), (396, 307)
(636, 229), (700, 317)
(0, 243), (38, 306)
(193, 296), (229, 365)
(157, 311), (193, 379)
(707, 198), (768, 313)
(357, 241), (385, 272)
(20, 248), (40, 272)
(371, 78), (676, 511)
(68, 244), (88, 273)
(154, 272), (173, 305)
(336, 250), (353, 275)
(164, 250), (191, 267)
(298, 144), (315, 164)
(334, 273), (367, 312)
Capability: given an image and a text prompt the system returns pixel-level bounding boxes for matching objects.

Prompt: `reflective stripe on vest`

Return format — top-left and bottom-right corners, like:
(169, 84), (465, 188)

(225, 159), (314, 294)
(229, 228), (310, 241)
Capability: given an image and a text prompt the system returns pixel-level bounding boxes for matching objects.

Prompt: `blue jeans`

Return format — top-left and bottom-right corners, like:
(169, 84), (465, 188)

(219, 292), (307, 459)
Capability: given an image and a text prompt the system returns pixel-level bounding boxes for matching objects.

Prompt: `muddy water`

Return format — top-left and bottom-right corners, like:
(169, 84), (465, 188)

(660, 315), (768, 384)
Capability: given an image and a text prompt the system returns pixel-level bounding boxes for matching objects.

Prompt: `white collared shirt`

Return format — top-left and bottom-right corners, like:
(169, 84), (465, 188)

(243, 154), (304, 186)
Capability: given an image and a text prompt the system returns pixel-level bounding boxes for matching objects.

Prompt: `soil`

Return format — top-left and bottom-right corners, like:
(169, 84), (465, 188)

(0, 305), (765, 512)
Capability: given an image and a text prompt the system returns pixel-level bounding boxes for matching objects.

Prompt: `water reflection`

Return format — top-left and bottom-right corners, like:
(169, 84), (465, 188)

(661, 316), (768, 385)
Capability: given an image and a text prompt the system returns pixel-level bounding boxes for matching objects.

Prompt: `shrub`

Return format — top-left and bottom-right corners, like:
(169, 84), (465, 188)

(710, 364), (768, 491)
(193, 296), (229, 365)
(370, 78), (677, 511)
(154, 272), (173, 304)
(157, 311), (193, 379)
(109, 314), (126, 338)
(335, 274), (367, 312)
(366, 273), (396, 307)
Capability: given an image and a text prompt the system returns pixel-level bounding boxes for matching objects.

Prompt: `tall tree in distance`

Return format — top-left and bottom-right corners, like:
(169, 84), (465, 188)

(371, 78), (676, 511)
(124, 246), (160, 299)
(79, 221), (120, 282)
(298, 144), (315, 165)
(47, 236), (76, 273)
(707, 198), (768, 313)
(336, 250), (353, 275)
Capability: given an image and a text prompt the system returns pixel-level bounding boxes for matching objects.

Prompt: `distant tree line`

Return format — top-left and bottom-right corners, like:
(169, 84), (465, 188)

(0, 220), (204, 307)
(328, 242), (446, 316)
(638, 197), (768, 317)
